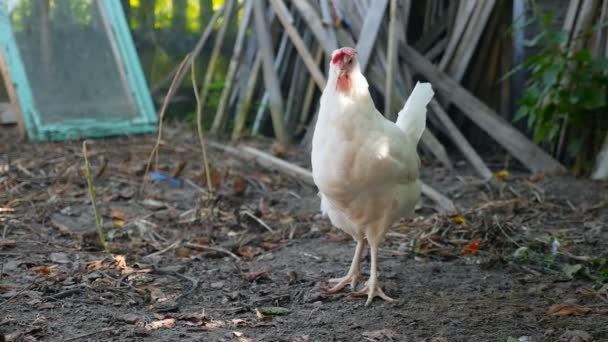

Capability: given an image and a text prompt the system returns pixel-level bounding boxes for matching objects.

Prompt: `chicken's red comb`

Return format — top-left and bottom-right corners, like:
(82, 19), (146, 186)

(332, 47), (357, 64)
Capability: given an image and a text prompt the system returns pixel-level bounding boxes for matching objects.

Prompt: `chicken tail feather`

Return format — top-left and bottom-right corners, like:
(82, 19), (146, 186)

(395, 82), (434, 145)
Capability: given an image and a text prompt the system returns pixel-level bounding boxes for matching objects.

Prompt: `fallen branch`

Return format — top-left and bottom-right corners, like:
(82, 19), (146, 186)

(207, 142), (456, 213)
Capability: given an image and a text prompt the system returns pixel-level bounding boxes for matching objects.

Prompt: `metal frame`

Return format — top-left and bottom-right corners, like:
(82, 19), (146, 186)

(0, 0), (156, 141)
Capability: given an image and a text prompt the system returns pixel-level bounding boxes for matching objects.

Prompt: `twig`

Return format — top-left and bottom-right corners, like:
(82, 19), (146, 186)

(242, 210), (275, 233)
(144, 239), (182, 259)
(183, 242), (241, 262)
(191, 62), (214, 194)
(142, 54), (192, 192)
(0, 280), (36, 307)
(45, 287), (84, 301)
(493, 215), (520, 247)
(82, 141), (108, 252)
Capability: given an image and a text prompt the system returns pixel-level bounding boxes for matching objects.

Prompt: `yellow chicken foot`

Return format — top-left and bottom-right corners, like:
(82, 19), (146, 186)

(325, 239), (364, 293)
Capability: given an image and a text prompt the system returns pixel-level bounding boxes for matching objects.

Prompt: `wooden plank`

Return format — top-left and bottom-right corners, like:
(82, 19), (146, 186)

(0, 49), (26, 137)
(252, 0), (288, 143)
(0, 102), (17, 124)
(355, 0), (389, 71)
(211, 0), (253, 134)
(401, 44), (567, 174)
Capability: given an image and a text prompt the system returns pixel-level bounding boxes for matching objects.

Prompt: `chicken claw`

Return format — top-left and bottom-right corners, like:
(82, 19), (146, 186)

(325, 272), (360, 293)
(352, 281), (395, 306)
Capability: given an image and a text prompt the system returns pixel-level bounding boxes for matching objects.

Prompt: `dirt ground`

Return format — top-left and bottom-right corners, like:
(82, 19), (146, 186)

(1, 124), (607, 342)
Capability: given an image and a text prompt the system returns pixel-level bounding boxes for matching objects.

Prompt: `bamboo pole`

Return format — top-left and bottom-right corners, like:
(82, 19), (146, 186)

(290, 0), (335, 54)
(270, 0), (326, 90)
(385, 0), (398, 119)
(296, 45), (323, 135)
(252, 0), (288, 144)
(210, 0), (253, 135)
(197, 0), (237, 114)
(355, 0), (389, 72)
(231, 54), (262, 142)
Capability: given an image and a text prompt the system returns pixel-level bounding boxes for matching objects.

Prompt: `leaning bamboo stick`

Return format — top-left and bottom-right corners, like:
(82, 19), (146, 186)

(232, 54), (262, 143)
(197, 0), (237, 115)
(320, 0), (339, 52)
(252, 31), (290, 134)
(208, 141), (456, 213)
(401, 44), (567, 174)
(385, 0), (398, 119)
(211, 0), (253, 135)
(290, 0), (335, 54)
(270, 0), (326, 90)
(428, 100), (493, 180)
(355, 0), (389, 72)
(252, 0), (288, 143)
(296, 45), (324, 135)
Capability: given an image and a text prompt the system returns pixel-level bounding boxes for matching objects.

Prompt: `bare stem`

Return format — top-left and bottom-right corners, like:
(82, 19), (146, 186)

(191, 62), (214, 194)
(82, 141), (108, 252)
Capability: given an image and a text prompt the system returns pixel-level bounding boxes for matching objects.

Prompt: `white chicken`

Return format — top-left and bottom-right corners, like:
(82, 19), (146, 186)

(311, 47), (434, 305)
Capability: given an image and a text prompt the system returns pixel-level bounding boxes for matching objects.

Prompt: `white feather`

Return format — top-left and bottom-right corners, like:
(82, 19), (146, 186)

(395, 82), (434, 144)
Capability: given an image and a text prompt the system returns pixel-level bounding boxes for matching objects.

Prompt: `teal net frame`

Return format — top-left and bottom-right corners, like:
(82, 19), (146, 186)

(0, 0), (156, 141)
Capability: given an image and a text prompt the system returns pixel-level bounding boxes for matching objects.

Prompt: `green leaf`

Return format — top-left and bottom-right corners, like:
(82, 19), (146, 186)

(258, 306), (290, 316)
(524, 31), (546, 47)
(562, 264), (583, 280)
(572, 49), (592, 63)
(513, 106), (529, 122)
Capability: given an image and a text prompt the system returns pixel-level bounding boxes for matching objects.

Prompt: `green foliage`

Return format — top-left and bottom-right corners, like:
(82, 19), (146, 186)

(509, 9), (608, 172)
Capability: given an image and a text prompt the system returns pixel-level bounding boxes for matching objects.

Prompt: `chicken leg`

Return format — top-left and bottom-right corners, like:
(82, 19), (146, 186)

(326, 239), (365, 293)
(352, 243), (395, 306)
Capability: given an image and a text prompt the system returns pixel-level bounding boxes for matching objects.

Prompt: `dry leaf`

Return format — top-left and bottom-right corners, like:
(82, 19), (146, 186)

(233, 176), (248, 195)
(546, 304), (593, 316)
(271, 142), (288, 157)
(31, 265), (57, 275)
(110, 208), (129, 221)
(171, 160), (187, 178)
(113, 255), (133, 274)
(259, 241), (280, 250)
(494, 170), (510, 180)
(255, 173), (273, 184)
(145, 318), (176, 330)
(206, 168), (223, 189)
(529, 173), (545, 182)
(462, 241), (480, 255)
(237, 246), (259, 259)
(255, 308), (272, 322)
(175, 247), (192, 257)
(85, 259), (108, 271)
(452, 216), (466, 224)
(244, 270), (271, 282)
